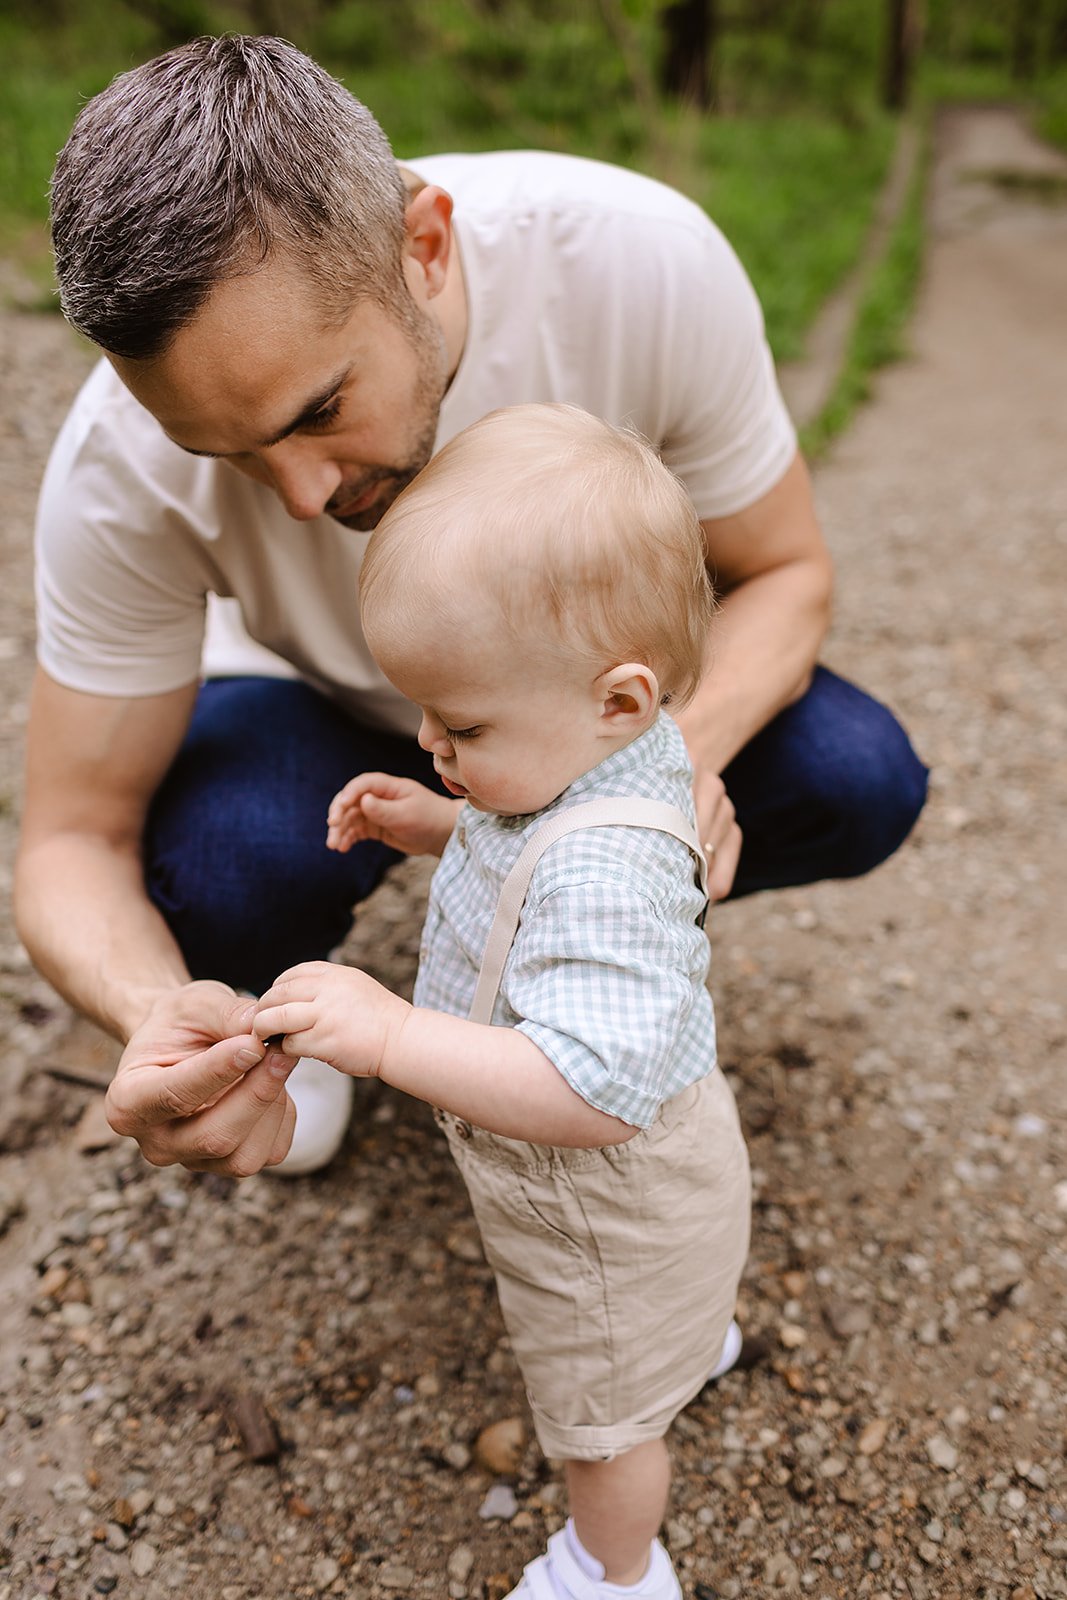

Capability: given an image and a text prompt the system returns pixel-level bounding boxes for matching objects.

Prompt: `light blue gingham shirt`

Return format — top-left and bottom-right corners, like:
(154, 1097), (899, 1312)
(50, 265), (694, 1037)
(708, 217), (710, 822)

(413, 713), (717, 1128)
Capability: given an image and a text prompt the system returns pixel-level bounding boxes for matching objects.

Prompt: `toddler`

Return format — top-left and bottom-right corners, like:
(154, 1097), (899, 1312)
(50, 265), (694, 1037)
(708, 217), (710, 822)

(254, 404), (751, 1600)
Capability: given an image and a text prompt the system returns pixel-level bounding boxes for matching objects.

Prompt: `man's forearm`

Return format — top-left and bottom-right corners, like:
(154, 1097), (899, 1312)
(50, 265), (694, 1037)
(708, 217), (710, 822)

(14, 834), (191, 1042)
(675, 552), (831, 776)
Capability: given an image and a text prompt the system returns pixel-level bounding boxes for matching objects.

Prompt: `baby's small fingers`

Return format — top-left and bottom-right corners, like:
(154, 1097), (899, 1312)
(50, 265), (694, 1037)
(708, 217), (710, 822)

(253, 1001), (315, 1041)
(326, 823), (362, 853)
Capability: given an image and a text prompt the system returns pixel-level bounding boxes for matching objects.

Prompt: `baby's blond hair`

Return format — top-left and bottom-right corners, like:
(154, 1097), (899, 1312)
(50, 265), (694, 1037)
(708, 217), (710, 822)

(360, 404), (714, 707)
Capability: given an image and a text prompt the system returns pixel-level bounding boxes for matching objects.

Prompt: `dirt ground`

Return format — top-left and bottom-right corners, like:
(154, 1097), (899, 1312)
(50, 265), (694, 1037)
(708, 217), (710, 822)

(0, 106), (1065, 1600)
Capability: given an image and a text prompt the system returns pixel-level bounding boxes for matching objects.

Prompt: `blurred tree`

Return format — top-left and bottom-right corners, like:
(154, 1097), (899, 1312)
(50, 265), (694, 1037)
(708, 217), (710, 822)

(787, 0), (823, 51)
(119, 0), (218, 46)
(884, 0), (921, 107)
(1010, 0), (1038, 79)
(659, 0), (716, 108)
(1052, 0), (1067, 60)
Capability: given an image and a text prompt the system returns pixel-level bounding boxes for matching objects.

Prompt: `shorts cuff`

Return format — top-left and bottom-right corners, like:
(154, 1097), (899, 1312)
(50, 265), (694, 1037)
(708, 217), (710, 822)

(528, 1366), (713, 1463)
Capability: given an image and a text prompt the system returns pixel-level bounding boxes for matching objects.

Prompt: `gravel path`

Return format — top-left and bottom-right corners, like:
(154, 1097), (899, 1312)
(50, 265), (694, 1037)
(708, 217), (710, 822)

(1, 106), (1065, 1600)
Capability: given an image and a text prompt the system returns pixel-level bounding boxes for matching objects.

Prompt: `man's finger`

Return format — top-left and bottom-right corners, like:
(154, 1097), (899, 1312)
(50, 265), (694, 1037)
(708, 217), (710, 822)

(180, 1091), (294, 1177)
(142, 1053), (295, 1169)
(262, 1096), (298, 1170)
(706, 825), (742, 903)
(107, 1034), (265, 1136)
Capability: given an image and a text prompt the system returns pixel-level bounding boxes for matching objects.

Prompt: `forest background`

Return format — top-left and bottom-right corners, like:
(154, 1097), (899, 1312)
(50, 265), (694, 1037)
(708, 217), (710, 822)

(2, 0), (1066, 414)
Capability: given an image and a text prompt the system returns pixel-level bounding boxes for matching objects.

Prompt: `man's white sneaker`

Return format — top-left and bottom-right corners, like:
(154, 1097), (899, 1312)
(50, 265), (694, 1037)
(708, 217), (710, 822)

(506, 1523), (682, 1599)
(708, 1317), (743, 1380)
(270, 1056), (354, 1176)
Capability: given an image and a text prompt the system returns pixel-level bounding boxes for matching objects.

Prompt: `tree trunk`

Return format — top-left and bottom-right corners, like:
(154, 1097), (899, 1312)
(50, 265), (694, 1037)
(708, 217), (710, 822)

(1052, 0), (1067, 63)
(1011, 0), (1039, 79)
(788, 0), (823, 52)
(883, 0), (917, 110)
(660, 0), (717, 110)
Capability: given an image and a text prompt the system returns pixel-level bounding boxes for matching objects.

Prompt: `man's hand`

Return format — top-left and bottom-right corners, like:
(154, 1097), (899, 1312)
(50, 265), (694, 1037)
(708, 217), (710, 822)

(326, 772), (460, 858)
(254, 962), (411, 1080)
(692, 767), (743, 903)
(106, 981), (297, 1175)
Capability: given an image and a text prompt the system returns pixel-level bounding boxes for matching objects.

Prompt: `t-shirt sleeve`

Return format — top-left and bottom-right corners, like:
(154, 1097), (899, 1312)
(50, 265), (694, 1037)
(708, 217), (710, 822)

(504, 877), (705, 1129)
(34, 378), (215, 697)
(650, 218), (797, 520)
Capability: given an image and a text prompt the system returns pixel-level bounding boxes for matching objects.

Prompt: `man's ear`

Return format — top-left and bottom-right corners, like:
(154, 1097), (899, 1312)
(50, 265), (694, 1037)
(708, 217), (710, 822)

(596, 663), (660, 737)
(402, 186), (454, 300)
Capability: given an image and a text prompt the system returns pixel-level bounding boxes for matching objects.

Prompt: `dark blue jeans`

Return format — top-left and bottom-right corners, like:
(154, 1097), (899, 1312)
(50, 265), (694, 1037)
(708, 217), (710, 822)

(144, 667), (928, 995)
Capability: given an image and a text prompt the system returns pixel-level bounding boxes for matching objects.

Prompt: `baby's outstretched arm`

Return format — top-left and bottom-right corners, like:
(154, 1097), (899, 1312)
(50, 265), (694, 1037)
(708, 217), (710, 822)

(253, 964), (635, 1149)
(327, 773), (460, 858)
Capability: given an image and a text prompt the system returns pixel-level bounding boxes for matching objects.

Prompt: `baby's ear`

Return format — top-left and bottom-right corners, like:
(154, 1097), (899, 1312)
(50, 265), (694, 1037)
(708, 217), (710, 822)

(596, 663), (660, 735)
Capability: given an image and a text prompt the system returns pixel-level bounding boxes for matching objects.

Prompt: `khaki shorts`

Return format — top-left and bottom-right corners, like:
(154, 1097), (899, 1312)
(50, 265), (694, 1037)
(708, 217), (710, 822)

(437, 1068), (750, 1462)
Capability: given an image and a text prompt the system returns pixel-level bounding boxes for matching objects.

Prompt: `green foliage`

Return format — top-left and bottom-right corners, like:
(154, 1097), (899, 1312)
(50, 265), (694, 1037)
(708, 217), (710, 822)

(713, 0), (885, 120)
(801, 118), (929, 459)
(0, 0), (956, 378)
(1035, 66), (1067, 150)
(0, 17), (124, 258)
(690, 111), (895, 362)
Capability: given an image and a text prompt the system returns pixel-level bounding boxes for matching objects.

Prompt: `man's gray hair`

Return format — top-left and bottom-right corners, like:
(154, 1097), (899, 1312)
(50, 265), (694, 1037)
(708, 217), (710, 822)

(50, 34), (409, 359)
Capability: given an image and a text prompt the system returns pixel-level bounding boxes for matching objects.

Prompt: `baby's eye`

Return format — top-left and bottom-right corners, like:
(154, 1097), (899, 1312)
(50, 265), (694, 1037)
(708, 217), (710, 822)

(445, 725), (482, 742)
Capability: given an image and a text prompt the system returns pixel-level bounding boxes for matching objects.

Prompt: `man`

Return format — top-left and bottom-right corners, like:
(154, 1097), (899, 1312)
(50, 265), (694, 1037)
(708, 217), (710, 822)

(16, 35), (927, 1179)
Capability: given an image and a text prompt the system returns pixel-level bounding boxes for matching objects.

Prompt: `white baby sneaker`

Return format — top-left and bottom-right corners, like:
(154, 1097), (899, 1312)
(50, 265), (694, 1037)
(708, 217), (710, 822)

(506, 1523), (682, 1600)
(269, 1055), (354, 1176)
(708, 1317), (743, 1380)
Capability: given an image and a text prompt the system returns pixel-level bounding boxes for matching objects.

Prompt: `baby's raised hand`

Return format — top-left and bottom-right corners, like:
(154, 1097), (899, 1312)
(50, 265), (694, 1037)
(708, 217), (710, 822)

(326, 773), (460, 857)
(254, 962), (409, 1080)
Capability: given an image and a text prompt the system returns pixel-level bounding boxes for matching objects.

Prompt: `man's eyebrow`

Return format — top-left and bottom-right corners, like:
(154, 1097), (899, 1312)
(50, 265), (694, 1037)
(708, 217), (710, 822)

(174, 366), (353, 458)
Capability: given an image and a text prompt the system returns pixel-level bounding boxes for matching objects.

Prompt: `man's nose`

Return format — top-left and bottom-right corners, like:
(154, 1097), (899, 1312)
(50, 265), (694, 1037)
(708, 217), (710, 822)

(262, 441), (342, 522)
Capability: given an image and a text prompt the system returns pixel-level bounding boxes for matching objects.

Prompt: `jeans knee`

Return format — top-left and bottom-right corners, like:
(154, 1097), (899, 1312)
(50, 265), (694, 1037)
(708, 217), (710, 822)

(727, 668), (929, 895)
(831, 737), (929, 878)
(146, 814), (389, 992)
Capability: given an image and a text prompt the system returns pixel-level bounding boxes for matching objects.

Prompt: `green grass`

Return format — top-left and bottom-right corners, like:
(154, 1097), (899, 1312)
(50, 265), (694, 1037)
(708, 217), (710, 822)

(687, 112), (896, 363)
(800, 119), (929, 459)
(1034, 66), (1067, 152)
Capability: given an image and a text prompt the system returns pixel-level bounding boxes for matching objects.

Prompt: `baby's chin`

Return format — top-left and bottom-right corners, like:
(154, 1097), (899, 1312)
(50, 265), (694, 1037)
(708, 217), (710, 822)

(466, 786), (568, 818)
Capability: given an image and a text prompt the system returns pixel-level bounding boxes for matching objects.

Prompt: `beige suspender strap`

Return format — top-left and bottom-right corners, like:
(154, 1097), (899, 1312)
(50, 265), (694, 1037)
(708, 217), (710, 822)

(468, 797), (708, 1026)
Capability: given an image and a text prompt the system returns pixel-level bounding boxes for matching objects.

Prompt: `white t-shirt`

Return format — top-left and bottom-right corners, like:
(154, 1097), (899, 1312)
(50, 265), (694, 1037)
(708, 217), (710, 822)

(34, 150), (796, 729)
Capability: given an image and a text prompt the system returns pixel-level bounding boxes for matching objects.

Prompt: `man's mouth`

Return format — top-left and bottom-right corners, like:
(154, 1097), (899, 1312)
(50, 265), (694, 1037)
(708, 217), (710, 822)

(328, 480), (387, 520)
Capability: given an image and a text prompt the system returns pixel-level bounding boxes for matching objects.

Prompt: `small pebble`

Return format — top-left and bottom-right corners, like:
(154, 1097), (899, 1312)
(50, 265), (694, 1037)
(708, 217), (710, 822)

(479, 1484), (518, 1521)
(129, 1540), (157, 1577)
(311, 1556), (340, 1589)
(378, 1563), (416, 1589)
(926, 1436), (959, 1472)
(858, 1418), (889, 1456)
(475, 1417), (525, 1476)
(448, 1546), (475, 1583)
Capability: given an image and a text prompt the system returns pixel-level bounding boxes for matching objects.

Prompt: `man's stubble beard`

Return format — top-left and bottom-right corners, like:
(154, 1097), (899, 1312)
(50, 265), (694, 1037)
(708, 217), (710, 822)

(327, 305), (449, 533)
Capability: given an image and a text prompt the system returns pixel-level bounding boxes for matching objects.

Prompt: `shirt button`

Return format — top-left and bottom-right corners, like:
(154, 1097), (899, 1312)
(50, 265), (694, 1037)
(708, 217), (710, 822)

(455, 1119), (474, 1140)
(456, 823), (467, 848)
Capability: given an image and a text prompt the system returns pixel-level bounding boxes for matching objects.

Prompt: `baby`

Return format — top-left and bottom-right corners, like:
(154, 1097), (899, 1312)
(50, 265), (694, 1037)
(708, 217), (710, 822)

(254, 404), (751, 1600)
